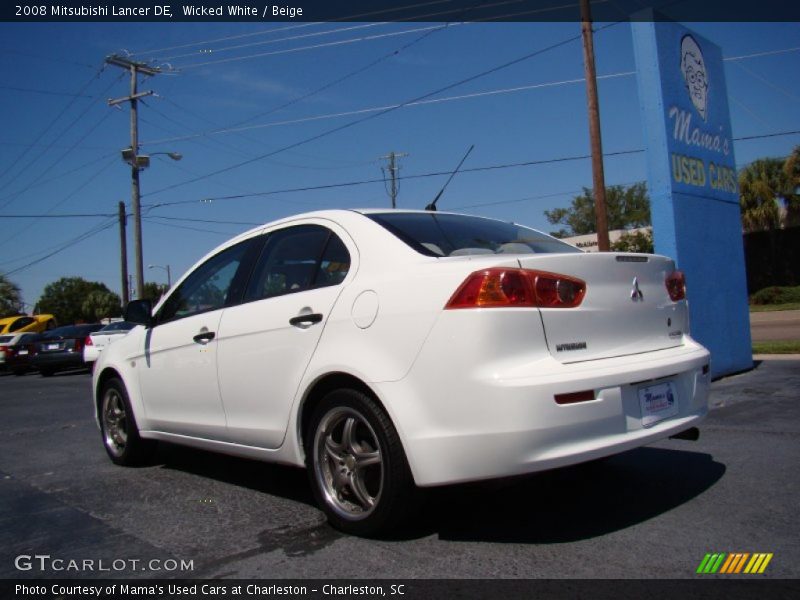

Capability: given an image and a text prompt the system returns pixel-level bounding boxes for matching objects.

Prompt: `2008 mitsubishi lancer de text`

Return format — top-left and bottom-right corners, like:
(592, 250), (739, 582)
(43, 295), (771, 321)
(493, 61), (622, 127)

(93, 209), (710, 535)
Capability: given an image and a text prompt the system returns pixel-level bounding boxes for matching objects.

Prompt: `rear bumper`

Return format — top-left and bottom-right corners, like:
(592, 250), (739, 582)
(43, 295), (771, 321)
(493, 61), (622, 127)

(375, 310), (710, 487)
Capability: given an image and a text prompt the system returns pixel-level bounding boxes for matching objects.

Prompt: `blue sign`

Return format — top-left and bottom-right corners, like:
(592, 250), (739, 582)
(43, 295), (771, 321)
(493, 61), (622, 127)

(633, 19), (752, 377)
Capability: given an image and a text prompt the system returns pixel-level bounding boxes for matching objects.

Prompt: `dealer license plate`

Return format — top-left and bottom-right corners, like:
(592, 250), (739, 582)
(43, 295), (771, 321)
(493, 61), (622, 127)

(18, 349), (28, 355)
(638, 381), (679, 427)
(46, 343), (60, 350)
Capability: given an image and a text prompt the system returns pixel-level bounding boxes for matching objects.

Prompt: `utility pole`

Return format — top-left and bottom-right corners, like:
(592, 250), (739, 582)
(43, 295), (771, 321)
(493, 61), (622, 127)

(580, 0), (611, 252)
(106, 55), (160, 300)
(380, 151), (408, 208)
(118, 201), (129, 306)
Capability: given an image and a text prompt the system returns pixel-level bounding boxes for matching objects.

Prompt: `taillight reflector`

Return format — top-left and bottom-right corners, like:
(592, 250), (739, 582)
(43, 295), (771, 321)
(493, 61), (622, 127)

(666, 270), (686, 301)
(84, 336), (93, 346)
(555, 390), (596, 404)
(446, 268), (586, 309)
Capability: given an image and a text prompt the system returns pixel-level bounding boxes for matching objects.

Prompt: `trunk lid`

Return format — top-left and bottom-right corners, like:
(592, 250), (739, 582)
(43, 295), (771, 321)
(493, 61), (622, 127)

(516, 252), (688, 363)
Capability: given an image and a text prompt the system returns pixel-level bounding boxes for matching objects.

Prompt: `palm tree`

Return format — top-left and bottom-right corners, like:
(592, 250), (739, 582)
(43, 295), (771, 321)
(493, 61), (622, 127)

(0, 273), (23, 317)
(738, 158), (793, 232)
(783, 145), (800, 228)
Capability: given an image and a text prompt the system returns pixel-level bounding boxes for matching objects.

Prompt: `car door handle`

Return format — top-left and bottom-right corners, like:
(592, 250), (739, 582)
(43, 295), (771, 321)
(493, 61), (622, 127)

(289, 313), (323, 327)
(193, 331), (216, 344)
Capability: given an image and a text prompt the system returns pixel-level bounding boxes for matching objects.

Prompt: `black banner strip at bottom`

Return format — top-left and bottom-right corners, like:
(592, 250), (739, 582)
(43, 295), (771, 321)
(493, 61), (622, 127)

(2, 579), (799, 600)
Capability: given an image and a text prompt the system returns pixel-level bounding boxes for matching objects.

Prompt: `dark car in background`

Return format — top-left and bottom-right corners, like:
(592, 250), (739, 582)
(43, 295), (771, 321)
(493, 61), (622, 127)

(31, 324), (104, 376)
(0, 332), (42, 375)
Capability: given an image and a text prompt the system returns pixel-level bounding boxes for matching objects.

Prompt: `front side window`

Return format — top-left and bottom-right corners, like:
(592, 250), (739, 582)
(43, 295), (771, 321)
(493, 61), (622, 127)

(157, 239), (253, 324)
(245, 225), (351, 302)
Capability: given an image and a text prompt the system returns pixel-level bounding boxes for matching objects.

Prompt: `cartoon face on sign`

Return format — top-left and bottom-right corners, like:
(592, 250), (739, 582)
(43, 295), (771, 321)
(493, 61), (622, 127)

(680, 35), (708, 120)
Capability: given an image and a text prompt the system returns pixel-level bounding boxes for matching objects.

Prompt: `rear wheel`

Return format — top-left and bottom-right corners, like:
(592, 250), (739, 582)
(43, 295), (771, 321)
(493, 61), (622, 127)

(39, 369), (54, 377)
(306, 388), (417, 536)
(99, 377), (155, 466)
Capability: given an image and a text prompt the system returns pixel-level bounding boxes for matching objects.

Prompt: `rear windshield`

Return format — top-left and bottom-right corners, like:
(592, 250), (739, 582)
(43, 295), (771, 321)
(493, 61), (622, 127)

(0, 335), (13, 343)
(99, 321), (134, 332)
(41, 324), (101, 339)
(367, 212), (581, 257)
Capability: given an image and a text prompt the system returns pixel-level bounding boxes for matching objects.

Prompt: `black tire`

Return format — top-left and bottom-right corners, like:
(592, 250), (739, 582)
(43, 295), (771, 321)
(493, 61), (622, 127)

(305, 388), (418, 537)
(39, 369), (54, 377)
(98, 377), (156, 466)
(12, 369), (26, 376)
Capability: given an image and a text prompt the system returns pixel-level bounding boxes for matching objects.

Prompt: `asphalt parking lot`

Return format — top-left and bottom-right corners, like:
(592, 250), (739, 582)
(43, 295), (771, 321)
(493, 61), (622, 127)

(1, 360), (798, 581)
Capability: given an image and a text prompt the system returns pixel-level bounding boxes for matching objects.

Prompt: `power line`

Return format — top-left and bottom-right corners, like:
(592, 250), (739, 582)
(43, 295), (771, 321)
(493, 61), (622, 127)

(145, 71), (636, 146)
(2, 218), (117, 275)
(0, 156), (118, 250)
(0, 84), (93, 98)
(0, 108), (119, 211)
(174, 23), (462, 70)
(129, 0), (453, 57)
(159, 22), (392, 62)
(142, 42), (800, 149)
(144, 24), (616, 199)
(145, 148), (643, 208)
(142, 217), (241, 236)
(0, 67), (105, 186)
(0, 212), (116, 219)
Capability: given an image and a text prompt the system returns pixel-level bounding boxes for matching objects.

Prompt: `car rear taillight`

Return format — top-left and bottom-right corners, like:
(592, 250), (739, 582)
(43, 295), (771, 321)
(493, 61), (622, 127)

(445, 268), (586, 309)
(84, 336), (93, 346)
(665, 270), (686, 302)
(0, 345), (10, 357)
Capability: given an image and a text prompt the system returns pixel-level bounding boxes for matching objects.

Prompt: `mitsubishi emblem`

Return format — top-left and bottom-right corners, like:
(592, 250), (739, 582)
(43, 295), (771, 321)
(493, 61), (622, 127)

(631, 277), (644, 302)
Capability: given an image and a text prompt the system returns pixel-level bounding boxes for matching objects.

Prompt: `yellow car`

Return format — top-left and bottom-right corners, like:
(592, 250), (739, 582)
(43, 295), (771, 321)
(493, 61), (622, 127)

(0, 314), (58, 334)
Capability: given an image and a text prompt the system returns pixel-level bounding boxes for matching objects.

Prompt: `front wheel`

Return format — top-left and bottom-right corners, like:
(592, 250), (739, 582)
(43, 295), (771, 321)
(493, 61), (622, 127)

(99, 377), (155, 466)
(306, 389), (417, 536)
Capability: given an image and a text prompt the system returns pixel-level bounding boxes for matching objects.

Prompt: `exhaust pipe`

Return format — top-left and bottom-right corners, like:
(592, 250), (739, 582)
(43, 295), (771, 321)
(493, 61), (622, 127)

(670, 427), (700, 441)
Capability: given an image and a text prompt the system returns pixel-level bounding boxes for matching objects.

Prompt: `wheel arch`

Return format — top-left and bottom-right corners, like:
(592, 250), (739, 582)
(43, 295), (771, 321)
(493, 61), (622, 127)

(95, 366), (123, 418)
(297, 372), (387, 460)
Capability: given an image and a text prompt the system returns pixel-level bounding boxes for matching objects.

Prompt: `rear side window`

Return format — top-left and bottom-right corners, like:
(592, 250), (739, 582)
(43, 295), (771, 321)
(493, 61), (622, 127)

(245, 225), (351, 302)
(8, 317), (34, 332)
(368, 212), (581, 256)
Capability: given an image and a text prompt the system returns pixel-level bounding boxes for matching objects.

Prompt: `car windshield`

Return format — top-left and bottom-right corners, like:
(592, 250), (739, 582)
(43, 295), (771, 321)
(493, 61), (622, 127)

(367, 212), (581, 257)
(41, 325), (99, 339)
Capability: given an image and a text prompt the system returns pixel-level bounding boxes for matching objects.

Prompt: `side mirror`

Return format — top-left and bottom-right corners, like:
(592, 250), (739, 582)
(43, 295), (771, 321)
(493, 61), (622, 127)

(125, 299), (153, 327)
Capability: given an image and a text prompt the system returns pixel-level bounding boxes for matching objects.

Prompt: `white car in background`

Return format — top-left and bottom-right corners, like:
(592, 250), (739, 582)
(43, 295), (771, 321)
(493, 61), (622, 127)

(92, 209), (710, 536)
(83, 321), (135, 370)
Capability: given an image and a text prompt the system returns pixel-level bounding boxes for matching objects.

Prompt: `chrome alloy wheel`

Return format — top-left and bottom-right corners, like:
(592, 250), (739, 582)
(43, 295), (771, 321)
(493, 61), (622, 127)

(102, 387), (128, 458)
(313, 407), (383, 520)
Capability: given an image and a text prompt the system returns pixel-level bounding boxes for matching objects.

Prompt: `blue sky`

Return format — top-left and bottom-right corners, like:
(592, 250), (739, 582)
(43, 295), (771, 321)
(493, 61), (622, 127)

(1, 19), (799, 310)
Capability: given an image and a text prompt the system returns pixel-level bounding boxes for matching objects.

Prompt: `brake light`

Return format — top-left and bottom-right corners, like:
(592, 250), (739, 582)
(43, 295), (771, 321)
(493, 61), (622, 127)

(84, 336), (93, 346)
(446, 268), (586, 309)
(666, 270), (686, 301)
(0, 346), (10, 357)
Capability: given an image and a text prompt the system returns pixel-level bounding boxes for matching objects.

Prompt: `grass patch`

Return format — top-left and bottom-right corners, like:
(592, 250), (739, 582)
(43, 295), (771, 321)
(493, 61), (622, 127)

(752, 340), (800, 354)
(750, 302), (800, 313)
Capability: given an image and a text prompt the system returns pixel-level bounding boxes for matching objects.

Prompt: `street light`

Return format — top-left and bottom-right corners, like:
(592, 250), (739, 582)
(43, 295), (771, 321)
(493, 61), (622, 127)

(120, 147), (182, 301)
(148, 264), (172, 288)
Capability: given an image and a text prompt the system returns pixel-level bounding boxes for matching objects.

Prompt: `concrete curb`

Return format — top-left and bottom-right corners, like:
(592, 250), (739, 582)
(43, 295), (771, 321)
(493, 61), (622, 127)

(752, 354), (800, 361)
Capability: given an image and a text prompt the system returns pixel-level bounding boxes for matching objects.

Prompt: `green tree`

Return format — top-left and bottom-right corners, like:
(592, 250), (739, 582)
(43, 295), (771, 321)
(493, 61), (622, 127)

(738, 157), (795, 232)
(611, 229), (654, 253)
(141, 282), (168, 303)
(0, 274), (23, 317)
(783, 145), (800, 227)
(82, 289), (123, 322)
(38, 277), (121, 324)
(545, 182), (651, 237)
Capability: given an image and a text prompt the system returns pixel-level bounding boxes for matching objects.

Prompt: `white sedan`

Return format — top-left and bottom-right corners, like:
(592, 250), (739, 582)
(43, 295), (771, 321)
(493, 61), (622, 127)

(83, 321), (135, 369)
(93, 209), (710, 535)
